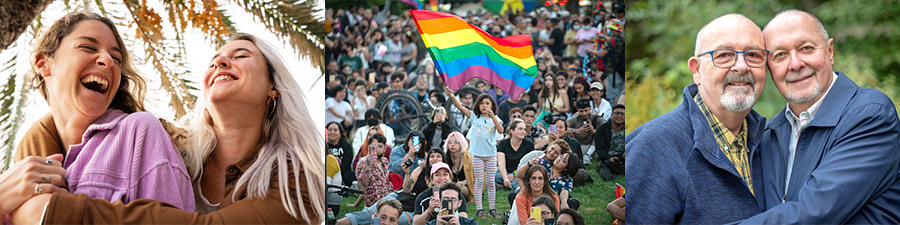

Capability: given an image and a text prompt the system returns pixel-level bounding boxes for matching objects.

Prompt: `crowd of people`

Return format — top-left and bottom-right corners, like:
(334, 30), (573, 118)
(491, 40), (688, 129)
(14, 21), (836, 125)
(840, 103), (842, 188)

(325, 1), (626, 224)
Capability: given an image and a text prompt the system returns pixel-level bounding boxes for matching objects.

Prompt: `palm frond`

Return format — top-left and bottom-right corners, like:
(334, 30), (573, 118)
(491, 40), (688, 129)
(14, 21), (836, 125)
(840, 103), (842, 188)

(0, 47), (26, 172)
(231, 0), (325, 71)
(124, 0), (195, 118)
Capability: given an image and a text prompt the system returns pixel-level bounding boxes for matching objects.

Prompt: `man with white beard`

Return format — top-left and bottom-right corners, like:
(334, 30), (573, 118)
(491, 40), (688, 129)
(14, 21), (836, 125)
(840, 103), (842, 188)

(624, 14), (769, 223)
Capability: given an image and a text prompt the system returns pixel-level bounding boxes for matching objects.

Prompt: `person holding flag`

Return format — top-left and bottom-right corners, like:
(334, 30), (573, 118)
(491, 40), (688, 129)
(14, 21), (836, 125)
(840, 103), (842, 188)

(411, 9), (539, 218)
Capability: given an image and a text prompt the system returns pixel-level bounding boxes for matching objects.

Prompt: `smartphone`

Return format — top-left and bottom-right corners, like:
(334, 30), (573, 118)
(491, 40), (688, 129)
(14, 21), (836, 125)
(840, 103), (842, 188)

(543, 218), (556, 225)
(549, 125), (558, 134)
(413, 136), (420, 152)
(530, 207), (541, 221)
(440, 200), (453, 221)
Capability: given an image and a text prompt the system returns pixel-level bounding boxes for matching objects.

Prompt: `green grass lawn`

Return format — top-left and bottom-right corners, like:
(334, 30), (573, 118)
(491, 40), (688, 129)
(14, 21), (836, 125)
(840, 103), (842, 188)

(336, 158), (623, 225)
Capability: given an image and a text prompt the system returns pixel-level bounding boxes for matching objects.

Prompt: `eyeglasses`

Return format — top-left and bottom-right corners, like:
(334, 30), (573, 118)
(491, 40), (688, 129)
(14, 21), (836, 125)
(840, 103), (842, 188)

(696, 49), (769, 68)
(370, 144), (385, 149)
(612, 111), (624, 115)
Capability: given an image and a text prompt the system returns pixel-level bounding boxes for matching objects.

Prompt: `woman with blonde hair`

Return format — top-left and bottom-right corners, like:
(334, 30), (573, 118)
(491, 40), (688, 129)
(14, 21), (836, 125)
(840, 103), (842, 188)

(10, 32), (324, 224)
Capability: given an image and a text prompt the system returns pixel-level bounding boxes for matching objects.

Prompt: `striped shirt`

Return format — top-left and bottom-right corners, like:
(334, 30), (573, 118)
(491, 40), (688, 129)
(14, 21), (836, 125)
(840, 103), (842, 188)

(694, 95), (753, 195)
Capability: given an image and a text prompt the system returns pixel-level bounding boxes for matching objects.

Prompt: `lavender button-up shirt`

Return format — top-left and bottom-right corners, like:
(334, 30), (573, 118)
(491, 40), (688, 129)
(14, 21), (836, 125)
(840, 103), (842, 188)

(63, 109), (195, 211)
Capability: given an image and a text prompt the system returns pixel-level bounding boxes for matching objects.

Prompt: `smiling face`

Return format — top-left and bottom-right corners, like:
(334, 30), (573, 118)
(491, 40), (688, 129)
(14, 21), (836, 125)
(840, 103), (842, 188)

(37, 20), (123, 121)
(590, 88), (603, 99)
(204, 40), (274, 114)
(553, 153), (569, 169)
(428, 151), (443, 165)
(764, 11), (834, 108)
(545, 144), (561, 161)
(689, 15), (766, 113)
(327, 123), (341, 142)
(431, 168), (451, 187)
(511, 122), (527, 140)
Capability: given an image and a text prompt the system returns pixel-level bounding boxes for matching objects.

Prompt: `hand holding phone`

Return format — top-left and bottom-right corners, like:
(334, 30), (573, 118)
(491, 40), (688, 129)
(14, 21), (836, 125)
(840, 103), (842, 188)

(549, 125), (558, 134)
(413, 136), (420, 152)
(440, 200), (453, 221)
(530, 207), (541, 222)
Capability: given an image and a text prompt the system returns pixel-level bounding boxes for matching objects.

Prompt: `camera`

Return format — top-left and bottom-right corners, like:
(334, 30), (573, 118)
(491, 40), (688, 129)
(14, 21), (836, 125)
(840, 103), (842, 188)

(404, 158), (414, 167)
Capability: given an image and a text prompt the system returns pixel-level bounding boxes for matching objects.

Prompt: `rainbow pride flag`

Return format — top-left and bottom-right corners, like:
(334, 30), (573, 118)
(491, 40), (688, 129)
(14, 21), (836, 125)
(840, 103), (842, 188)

(410, 10), (537, 101)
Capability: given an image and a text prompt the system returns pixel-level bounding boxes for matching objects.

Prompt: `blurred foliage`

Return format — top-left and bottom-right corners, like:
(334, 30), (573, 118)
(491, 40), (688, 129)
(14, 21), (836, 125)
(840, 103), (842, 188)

(626, 0), (900, 134)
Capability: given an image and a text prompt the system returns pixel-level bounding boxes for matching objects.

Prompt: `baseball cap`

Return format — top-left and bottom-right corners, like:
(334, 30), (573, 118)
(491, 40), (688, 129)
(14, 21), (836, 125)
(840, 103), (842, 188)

(590, 82), (604, 91)
(431, 162), (450, 175)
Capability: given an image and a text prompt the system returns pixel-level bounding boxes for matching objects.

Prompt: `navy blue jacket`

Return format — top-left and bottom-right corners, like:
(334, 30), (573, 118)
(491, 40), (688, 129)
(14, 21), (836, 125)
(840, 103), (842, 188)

(625, 84), (767, 224)
(740, 72), (900, 224)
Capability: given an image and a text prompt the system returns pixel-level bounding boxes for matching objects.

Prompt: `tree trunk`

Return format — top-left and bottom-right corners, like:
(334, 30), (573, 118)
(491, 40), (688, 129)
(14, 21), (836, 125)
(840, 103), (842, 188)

(0, 0), (54, 51)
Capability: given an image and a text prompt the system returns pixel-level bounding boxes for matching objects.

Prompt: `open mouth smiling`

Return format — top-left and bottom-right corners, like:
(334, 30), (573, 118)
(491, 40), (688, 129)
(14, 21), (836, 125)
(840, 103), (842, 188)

(80, 74), (109, 94)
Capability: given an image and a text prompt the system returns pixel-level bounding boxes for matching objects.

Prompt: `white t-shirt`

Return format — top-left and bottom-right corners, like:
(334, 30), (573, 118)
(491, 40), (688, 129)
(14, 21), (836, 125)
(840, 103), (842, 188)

(325, 97), (352, 124)
(350, 95), (376, 120)
(591, 99), (613, 121)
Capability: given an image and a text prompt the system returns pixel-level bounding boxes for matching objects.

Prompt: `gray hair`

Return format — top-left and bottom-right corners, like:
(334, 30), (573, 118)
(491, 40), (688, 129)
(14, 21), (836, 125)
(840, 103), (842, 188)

(765, 9), (830, 42)
(693, 14), (762, 56)
(180, 32), (324, 221)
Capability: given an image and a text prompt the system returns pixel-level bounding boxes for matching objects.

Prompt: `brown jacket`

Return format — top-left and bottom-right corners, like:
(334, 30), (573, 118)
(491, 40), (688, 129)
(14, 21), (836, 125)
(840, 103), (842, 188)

(18, 114), (320, 224)
(460, 150), (476, 203)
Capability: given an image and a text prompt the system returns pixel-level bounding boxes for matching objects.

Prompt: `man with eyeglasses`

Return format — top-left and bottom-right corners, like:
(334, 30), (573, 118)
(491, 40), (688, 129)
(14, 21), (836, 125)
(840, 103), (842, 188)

(625, 14), (768, 224)
(595, 105), (625, 181)
(737, 10), (900, 224)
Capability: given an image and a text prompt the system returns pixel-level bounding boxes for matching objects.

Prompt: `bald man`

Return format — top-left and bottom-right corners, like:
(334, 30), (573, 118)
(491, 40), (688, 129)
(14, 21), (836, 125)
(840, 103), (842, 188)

(624, 14), (768, 224)
(737, 10), (900, 224)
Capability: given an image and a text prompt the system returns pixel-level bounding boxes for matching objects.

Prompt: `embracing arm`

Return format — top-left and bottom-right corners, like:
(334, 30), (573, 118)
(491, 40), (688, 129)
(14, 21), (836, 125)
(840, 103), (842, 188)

(738, 104), (900, 224)
(12, 171), (318, 224)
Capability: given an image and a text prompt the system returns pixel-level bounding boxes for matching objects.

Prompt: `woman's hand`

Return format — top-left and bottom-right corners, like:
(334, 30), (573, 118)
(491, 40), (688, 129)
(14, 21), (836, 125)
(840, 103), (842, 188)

(443, 86), (455, 96)
(525, 217), (541, 225)
(0, 154), (67, 215)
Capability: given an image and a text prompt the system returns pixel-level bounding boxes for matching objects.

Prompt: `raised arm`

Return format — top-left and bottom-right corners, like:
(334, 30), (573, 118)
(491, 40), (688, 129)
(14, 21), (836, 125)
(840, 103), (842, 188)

(445, 86), (471, 118)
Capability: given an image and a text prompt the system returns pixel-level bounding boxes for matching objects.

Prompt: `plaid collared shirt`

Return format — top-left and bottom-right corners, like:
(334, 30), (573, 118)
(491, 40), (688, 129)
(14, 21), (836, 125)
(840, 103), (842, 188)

(694, 95), (754, 195)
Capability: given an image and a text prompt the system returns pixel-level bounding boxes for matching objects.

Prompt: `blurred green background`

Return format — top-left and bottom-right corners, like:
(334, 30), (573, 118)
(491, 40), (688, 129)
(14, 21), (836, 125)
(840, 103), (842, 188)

(625, 0), (900, 133)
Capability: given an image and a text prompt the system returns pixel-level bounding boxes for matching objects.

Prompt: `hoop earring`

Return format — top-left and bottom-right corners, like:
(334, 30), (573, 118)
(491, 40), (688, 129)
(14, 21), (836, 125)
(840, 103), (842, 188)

(266, 96), (278, 119)
(31, 74), (44, 89)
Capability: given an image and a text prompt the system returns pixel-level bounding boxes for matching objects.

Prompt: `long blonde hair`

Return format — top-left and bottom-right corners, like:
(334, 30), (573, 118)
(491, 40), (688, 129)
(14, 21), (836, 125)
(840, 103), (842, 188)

(180, 33), (324, 221)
